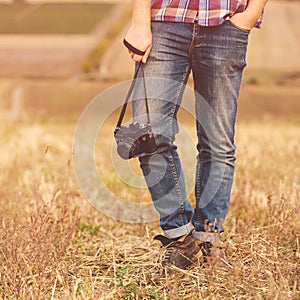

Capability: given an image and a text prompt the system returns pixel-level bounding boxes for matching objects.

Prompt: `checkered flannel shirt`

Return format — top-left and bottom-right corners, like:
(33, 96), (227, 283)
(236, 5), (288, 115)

(151, 0), (262, 28)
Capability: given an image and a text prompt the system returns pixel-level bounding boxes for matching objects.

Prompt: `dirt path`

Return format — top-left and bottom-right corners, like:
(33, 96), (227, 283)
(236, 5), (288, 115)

(0, 2), (128, 78)
(0, 34), (96, 78)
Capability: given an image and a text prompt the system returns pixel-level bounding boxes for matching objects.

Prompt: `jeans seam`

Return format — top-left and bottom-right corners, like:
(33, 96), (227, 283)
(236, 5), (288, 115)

(195, 128), (205, 205)
(168, 65), (190, 139)
(188, 22), (197, 56)
(166, 64), (190, 220)
(195, 154), (202, 204)
(167, 152), (184, 221)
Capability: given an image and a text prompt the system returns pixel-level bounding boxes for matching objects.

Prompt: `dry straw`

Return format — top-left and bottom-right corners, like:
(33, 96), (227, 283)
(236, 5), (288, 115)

(0, 116), (299, 299)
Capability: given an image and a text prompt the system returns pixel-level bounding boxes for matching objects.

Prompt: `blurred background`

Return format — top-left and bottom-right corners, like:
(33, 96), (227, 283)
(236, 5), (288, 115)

(0, 0), (299, 123)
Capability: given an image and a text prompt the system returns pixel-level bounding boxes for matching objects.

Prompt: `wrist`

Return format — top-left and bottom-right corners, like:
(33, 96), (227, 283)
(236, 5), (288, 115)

(131, 0), (151, 27)
(244, 5), (263, 21)
(131, 22), (151, 32)
(132, 8), (151, 28)
(132, 17), (151, 28)
(129, 21), (151, 36)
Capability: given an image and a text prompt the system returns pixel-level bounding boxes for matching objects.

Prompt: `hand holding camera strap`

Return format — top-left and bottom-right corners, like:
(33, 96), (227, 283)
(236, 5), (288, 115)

(115, 63), (151, 129)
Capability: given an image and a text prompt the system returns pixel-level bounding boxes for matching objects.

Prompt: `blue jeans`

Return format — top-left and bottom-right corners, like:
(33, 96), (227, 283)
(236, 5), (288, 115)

(133, 20), (249, 241)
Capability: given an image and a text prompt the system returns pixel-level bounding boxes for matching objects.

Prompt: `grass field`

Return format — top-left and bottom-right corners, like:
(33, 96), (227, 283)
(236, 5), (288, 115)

(0, 77), (299, 299)
(0, 3), (114, 34)
(0, 0), (299, 297)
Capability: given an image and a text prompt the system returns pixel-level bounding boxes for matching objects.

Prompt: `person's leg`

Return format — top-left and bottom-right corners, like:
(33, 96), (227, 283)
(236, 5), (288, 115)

(133, 21), (195, 239)
(191, 21), (250, 242)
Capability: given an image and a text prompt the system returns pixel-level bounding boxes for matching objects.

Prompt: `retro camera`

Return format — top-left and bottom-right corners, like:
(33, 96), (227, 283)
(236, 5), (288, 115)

(114, 122), (157, 160)
(114, 63), (156, 160)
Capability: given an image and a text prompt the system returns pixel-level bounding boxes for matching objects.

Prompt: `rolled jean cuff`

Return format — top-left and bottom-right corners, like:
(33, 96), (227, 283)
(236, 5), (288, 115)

(163, 222), (194, 239)
(193, 231), (221, 243)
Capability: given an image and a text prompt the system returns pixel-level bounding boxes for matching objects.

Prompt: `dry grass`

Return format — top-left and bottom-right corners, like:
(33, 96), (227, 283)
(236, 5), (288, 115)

(0, 84), (299, 299)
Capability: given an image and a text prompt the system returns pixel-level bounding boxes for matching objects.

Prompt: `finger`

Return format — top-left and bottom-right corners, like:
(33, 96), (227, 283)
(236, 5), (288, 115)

(142, 46), (152, 64)
(133, 54), (143, 63)
(123, 39), (146, 56)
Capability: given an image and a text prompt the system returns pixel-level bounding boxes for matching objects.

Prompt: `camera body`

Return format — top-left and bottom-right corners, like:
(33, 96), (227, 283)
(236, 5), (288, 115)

(114, 122), (157, 160)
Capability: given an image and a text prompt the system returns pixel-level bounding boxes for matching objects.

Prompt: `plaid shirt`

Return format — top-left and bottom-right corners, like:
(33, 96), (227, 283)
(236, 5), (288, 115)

(151, 0), (262, 28)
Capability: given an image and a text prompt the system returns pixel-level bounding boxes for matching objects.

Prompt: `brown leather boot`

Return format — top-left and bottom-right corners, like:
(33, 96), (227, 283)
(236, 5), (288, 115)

(154, 233), (203, 273)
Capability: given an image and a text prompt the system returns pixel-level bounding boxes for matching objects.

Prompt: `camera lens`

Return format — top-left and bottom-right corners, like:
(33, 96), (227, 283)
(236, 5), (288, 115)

(117, 142), (133, 160)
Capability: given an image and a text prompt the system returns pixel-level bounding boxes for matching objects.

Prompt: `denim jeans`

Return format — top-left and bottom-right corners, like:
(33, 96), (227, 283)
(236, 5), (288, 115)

(132, 20), (249, 241)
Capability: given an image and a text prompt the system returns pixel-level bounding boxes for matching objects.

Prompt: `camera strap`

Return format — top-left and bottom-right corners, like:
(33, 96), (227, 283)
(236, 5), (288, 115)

(116, 63), (151, 129)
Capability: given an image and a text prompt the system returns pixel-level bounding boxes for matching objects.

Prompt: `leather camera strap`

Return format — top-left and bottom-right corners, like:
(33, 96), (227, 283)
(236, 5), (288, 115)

(115, 63), (151, 129)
